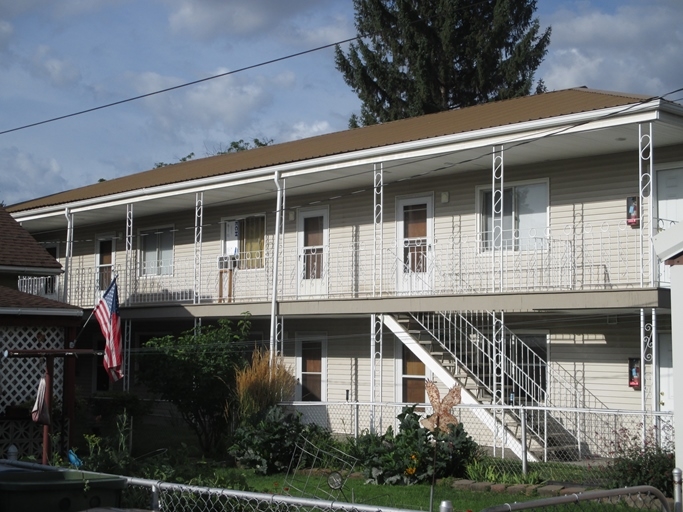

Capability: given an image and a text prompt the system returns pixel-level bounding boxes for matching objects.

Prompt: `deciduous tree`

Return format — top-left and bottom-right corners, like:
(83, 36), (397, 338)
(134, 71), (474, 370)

(139, 317), (252, 454)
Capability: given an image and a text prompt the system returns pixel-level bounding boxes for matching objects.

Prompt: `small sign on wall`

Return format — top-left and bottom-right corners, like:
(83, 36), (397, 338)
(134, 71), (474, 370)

(628, 357), (641, 389)
(627, 196), (639, 226)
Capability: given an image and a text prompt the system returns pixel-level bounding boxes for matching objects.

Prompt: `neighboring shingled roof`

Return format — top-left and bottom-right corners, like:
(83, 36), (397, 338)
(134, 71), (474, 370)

(0, 285), (81, 311)
(8, 87), (655, 213)
(0, 207), (62, 271)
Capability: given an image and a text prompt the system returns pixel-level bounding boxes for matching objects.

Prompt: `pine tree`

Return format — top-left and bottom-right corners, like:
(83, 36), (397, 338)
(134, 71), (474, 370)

(335, 0), (551, 127)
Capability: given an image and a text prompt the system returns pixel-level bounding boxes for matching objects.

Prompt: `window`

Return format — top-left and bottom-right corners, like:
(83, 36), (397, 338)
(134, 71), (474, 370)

(224, 216), (265, 269)
(295, 334), (327, 401)
(301, 340), (322, 401)
(481, 181), (548, 250)
(402, 345), (425, 404)
(44, 245), (58, 295)
(402, 203), (428, 273)
(303, 215), (323, 279)
(140, 227), (173, 276)
(96, 237), (114, 291)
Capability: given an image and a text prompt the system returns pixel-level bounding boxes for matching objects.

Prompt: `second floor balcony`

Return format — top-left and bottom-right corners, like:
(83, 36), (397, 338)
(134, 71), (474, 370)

(19, 219), (666, 310)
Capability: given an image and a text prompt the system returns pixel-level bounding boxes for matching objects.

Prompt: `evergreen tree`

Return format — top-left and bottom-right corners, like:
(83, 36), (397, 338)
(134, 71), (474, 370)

(335, 0), (551, 127)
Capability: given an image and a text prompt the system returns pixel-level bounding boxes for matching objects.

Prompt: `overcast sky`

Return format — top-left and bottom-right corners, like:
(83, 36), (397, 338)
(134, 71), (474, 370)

(1, 0), (682, 206)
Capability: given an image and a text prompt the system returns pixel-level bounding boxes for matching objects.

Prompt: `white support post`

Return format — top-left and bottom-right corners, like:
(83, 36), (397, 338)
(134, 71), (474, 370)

(123, 319), (132, 392)
(193, 192), (204, 305)
(373, 163), (383, 297)
(492, 311), (504, 404)
(639, 123), (654, 287)
(370, 314), (383, 433)
(62, 208), (74, 303)
(640, 308), (647, 415)
(125, 204), (134, 306)
(275, 315), (284, 356)
(641, 308), (657, 446)
(270, 171), (284, 368)
(492, 146), (504, 292)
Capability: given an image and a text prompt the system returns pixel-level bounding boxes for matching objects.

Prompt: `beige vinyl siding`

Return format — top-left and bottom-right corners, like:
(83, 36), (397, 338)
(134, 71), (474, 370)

(548, 152), (646, 288)
(548, 322), (644, 411)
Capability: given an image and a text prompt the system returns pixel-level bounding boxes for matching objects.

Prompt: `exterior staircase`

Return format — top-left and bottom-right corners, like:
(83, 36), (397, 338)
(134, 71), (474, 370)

(386, 311), (610, 462)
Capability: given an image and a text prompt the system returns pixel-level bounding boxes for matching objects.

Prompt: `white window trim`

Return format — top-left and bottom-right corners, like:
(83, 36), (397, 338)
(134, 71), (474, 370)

(475, 178), (550, 251)
(220, 214), (267, 272)
(294, 332), (327, 401)
(137, 225), (175, 278)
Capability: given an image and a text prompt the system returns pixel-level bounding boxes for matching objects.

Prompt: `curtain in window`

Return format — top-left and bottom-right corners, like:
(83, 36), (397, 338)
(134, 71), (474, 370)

(516, 183), (548, 250)
(483, 184), (546, 250)
(239, 217), (265, 269)
(141, 228), (173, 275)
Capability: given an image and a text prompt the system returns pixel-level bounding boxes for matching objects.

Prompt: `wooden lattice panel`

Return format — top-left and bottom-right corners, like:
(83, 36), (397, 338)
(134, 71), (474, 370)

(0, 419), (43, 459)
(0, 326), (64, 414)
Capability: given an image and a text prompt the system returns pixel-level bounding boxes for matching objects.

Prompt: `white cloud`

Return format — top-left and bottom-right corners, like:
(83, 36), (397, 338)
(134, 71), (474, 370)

(285, 120), (332, 141)
(165, 0), (322, 40)
(28, 45), (81, 87)
(539, 2), (683, 96)
(130, 68), (272, 138)
(285, 12), (354, 47)
(0, 19), (12, 53)
(0, 147), (68, 205)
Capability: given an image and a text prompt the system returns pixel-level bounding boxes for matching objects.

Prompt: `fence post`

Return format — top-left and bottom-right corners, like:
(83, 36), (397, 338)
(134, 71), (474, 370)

(520, 405), (528, 475)
(439, 500), (453, 512)
(152, 482), (160, 512)
(354, 401), (359, 439)
(674, 468), (682, 512)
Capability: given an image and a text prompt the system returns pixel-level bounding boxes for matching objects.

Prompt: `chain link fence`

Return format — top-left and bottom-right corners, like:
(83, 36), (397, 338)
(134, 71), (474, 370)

(0, 460), (679, 512)
(481, 486), (671, 512)
(282, 402), (674, 487)
(124, 478), (430, 512)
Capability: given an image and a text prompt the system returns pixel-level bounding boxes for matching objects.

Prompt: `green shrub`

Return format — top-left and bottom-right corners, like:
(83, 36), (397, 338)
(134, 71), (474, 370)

(229, 406), (332, 475)
(466, 459), (543, 485)
(348, 406), (479, 485)
(606, 425), (674, 497)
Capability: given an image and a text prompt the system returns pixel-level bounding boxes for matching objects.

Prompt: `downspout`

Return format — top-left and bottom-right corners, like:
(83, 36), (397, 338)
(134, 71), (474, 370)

(269, 171), (283, 368)
(62, 208), (73, 303)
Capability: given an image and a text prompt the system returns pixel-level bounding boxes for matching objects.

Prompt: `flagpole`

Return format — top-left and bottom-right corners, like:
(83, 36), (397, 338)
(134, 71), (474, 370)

(69, 308), (97, 348)
(69, 276), (118, 349)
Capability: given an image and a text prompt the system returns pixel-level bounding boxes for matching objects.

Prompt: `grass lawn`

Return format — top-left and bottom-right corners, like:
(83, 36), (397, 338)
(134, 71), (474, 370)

(237, 470), (537, 512)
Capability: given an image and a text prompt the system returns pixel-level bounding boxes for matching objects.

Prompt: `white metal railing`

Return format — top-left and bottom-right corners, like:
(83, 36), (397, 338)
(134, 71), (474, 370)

(18, 220), (668, 307)
(410, 311), (613, 457)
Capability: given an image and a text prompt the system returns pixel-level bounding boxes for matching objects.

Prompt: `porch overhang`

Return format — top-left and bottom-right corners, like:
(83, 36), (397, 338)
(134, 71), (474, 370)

(117, 287), (669, 320)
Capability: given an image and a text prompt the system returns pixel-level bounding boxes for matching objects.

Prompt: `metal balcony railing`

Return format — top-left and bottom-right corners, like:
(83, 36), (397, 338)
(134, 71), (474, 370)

(18, 220), (667, 308)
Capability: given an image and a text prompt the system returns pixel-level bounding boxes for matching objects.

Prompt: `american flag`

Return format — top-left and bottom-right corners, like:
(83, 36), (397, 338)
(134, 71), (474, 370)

(94, 277), (123, 382)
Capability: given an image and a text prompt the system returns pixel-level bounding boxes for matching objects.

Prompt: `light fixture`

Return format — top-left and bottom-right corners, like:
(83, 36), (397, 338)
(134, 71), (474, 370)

(441, 191), (450, 204)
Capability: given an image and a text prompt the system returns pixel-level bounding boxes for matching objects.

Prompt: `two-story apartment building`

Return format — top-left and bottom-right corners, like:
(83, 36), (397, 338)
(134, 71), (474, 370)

(8, 87), (682, 461)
